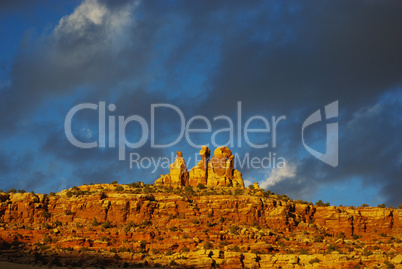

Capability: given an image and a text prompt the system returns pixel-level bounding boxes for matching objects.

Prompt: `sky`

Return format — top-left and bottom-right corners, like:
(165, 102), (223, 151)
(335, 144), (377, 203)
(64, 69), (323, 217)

(0, 0), (401, 207)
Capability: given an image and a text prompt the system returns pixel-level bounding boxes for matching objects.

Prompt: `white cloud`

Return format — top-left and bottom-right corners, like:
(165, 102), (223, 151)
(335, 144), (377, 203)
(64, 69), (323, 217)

(243, 179), (253, 188)
(54, 0), (136, 51)
(258, 162), (296, 190)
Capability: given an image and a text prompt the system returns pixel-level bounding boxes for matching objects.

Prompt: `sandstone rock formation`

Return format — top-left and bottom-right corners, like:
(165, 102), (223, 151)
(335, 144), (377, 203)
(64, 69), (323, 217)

(156, 146), (245, 188)
(0, 184), (401, 268)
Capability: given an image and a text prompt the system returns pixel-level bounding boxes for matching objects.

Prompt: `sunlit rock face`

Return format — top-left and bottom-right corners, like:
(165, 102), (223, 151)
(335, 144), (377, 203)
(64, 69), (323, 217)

(156, 146), (245, 188)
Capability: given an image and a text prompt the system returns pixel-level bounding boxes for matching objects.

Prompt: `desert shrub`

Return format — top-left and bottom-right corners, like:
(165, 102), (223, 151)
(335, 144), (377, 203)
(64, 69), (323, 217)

(337, 231), (345, 239)
(315, 200), (330, 206)
(17, 190), (26, 193)
(118, 247), (127, 252)
(327, 244), (338, 253)
(49, 192), (56, 196)
(363, 249), (373, 256)
(92, 218), (99, 226)
(8, 188), (17, 193)
(100, 191), (107, 199)
(234, 188), (244, 196)
(309, 257), (320, 264)
(151, 248), (160, 254)
(40, 245), (50, 251)
(43, 235), (52, 243)
(230, 225), (240, 235)
(203, 241), (212, 250)
(184, 186), (194, 195)
(384, 261), (395, 269)
(166, 250), (174, 255)
(42, 211), (51, 218)
(248, 185), (254, 190)
(352, 234), (359, 240)
(197, 183), (206, 189)
(111, 181), (118, 184)
(66, 191), (73, 198)
(64, 209), (73, 215)
(299, 248), (309, 254)
(129, 181), (143, 188)
(54, 220), (62, 227)
(143, 185), (152, 194)
(232, 245), (241, 252)
(167, 186), (174, 193)
(141, 220), (152, 227)
(102, 220), (112, 229)
(115, 185), (124, 192)
(192, 220), (199, 224)
(181, 246), (190, 252)
(169, 226), (178, 232)
(377, 203), (386, 208)
(124, 221), (136, 232)
(398, 204), (402, 209)
(219, 217), (225, 223)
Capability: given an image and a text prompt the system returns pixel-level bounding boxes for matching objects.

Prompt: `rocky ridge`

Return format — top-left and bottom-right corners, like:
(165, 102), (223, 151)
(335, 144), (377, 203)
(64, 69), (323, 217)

(0, 183), (401, 268)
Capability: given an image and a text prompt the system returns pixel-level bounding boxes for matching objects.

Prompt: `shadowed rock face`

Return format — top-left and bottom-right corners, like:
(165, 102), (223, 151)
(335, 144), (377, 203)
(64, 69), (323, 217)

(155, 146), (245, 188)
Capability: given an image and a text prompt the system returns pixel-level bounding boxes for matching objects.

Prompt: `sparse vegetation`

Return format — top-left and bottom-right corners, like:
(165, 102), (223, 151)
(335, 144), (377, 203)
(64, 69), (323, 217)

(230, 224), (240, 235)
(0, 181), (400, 268)
(124, 221), (135, 232)
(315, 200), (330, 206)
(101, 220), (112, 229)
(384, 261), (395, 269)
(41, 211), (51, 219)
(197, 183), (206, 189)
(203, 241), (212, 250)
(313, 234), (324, 242)
(92, 218), (99, 226)
(234, 188), (244, 196)
(115, 185), (124, 191)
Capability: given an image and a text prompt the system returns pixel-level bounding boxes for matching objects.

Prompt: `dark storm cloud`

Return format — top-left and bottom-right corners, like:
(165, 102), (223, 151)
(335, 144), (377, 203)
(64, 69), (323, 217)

(205, 1), (402, 114)
(0, 0), (401, 205)
(0, 0), (155, 132)
(171, 0), (402, 205)
(265, 96), (401, 205)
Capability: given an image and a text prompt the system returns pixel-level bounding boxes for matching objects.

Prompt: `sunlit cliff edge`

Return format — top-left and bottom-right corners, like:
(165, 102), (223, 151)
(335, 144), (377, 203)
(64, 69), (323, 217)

(0, 181), (401, 269)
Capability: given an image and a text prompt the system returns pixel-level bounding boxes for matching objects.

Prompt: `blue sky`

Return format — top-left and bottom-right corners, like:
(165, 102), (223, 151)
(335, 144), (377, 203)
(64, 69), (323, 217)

(0, 0), (401, 207)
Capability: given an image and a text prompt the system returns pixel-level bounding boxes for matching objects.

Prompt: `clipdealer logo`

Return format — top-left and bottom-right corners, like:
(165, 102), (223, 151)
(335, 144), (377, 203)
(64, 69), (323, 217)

(302, 101), (339, 167)
(64, 100), (339, 169)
